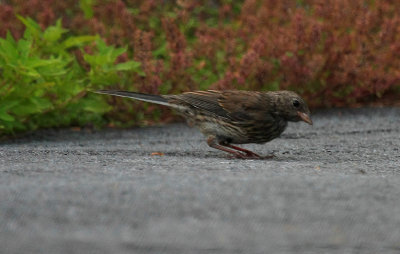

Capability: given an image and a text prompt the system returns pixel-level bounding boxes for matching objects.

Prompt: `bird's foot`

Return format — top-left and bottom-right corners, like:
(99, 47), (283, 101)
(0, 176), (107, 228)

(232, 151), (261, 159)
(222, 144), (262, 159)
(243, 151), (262, 159)
(232, 152), (275, 160)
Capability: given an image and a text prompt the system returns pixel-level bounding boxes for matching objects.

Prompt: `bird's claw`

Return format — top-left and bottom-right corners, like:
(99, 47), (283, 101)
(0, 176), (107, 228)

(233, 152), (261, 159)
(244, 151), (262, 159)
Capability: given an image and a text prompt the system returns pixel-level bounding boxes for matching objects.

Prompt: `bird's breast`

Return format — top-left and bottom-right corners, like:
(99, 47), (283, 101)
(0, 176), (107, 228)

(239, 118), (288, 144)
(179, 109), (288, 145)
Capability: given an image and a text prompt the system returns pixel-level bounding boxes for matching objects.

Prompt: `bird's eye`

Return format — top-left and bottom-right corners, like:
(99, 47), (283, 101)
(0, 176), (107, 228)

(293, 100), (300, 108)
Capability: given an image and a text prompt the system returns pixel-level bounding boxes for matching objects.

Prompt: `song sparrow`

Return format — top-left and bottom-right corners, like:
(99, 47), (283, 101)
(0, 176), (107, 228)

(96, 90), (312, 159)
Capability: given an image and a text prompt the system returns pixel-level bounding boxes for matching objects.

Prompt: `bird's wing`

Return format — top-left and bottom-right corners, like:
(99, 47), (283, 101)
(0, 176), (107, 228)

(165, 90), (229, 118)
(217, 90), (269, 121)
(166, 90), (269, 121)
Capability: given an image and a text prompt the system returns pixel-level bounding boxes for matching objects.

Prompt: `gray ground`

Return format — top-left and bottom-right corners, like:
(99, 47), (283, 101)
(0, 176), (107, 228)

(1, 107), (400, 254)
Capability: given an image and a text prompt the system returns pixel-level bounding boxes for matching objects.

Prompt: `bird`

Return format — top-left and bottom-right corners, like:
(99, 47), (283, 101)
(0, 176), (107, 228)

(96, 89), (312, 159)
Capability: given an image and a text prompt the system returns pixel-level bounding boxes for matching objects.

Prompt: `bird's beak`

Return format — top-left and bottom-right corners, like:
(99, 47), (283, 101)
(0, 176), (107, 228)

(297, 111), (313, 125)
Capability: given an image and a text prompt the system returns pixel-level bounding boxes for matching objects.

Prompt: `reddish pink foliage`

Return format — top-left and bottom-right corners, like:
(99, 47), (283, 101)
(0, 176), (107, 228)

(1, 0), (399, 109)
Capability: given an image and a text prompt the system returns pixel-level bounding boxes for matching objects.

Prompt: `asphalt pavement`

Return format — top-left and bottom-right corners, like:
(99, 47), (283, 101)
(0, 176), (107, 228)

(1, 107), (400, 254)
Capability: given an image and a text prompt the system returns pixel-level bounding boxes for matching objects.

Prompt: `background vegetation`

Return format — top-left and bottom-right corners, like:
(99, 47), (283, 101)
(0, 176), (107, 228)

(1, 0), (399, 136)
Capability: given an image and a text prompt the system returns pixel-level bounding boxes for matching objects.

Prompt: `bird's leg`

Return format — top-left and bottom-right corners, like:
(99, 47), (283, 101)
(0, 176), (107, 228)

(207, 136), (248, 159)
(220, 142), (261, 158)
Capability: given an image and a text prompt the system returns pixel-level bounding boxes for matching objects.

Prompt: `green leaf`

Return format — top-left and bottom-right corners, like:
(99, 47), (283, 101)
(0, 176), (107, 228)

(152, 42), (167, 58)
(43, 20), (68, 42)
(0, 32), (18, 61)
(285, 51), (294, 57)
(0, 111), (15, 122)
(62, 35), (97, 49)
(25, 57), (62, 68)
(16, 39), (32, 60)
(114, 61), (141, 71)
(127, 8), (140, 15)
(0, 100), (20, 111)
(83, 54), (108, 67)
(19, 67), (41, 78)
(17, 16), (41, 38)
(268, 80), (280, 91)
(80, 0), (95, 19)
(94, 39), (126, 62)
(11, 97), (52, 116)
(11, 103), (40, 116)
(82, 98), (112, 113)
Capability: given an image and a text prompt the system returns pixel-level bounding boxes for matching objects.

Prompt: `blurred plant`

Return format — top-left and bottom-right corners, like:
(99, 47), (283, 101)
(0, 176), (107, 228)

(0, 17), (142, 135)
(1, 0), (400, 135)
(206, 0), (400, 107)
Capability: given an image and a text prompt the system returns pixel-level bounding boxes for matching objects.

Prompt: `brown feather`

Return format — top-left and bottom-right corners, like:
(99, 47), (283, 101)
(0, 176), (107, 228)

(165, 90), (229, 118)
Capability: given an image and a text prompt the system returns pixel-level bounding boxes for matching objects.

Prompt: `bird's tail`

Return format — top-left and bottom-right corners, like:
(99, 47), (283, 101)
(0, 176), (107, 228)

(95, 90), (172, 107)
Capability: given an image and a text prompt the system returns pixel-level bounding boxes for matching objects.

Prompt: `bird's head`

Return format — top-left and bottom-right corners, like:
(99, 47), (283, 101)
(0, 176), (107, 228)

(271, 91), (312, 125)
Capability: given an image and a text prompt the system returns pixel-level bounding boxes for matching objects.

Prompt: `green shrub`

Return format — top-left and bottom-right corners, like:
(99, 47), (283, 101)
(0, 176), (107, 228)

(0, 17), (142, 136)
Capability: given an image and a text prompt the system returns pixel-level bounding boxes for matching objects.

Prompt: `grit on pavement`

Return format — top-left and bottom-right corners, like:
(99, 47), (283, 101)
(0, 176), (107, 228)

(1, 108), (400, 254)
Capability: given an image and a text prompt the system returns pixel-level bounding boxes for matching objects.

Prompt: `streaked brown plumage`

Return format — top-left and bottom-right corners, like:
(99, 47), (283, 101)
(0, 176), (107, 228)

(96, 90), (312, 159)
